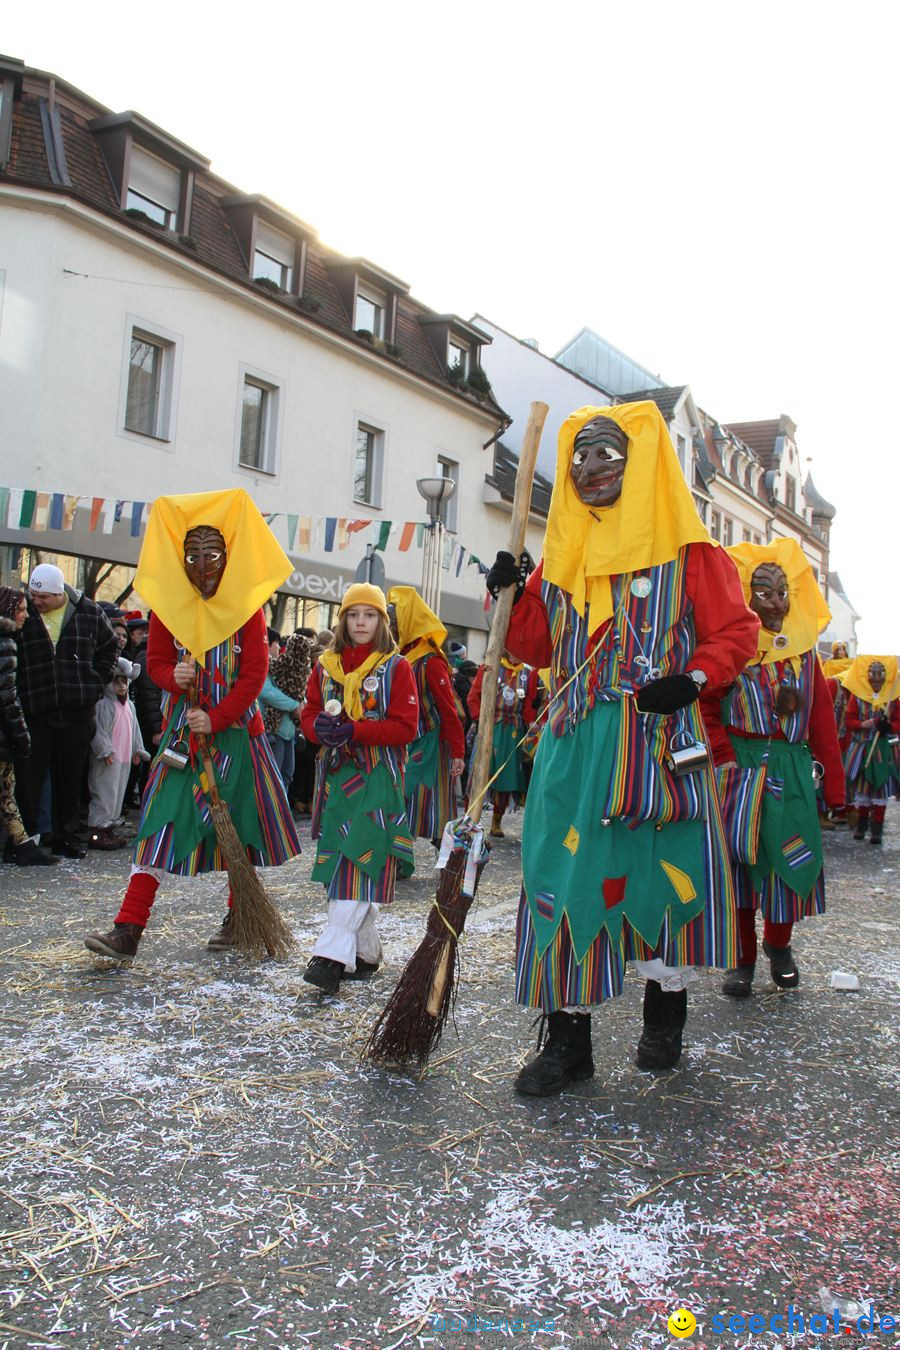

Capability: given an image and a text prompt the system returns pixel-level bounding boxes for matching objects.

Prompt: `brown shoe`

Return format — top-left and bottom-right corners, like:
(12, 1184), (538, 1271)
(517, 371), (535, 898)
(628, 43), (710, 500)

(207, 911), (237, 950)
(84, 922), (143, 959)
(88, 827), (128, 851)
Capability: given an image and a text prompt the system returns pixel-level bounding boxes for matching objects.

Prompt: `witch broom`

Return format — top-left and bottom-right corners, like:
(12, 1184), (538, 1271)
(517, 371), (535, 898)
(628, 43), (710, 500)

(365, 401), (548, 1065)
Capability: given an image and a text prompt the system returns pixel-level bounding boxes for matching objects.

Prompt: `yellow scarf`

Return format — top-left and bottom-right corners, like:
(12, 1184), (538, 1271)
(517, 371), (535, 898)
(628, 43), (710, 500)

(387, 585), (446, 667)
(727, 538), (830, 670)
(500, 657), (523, 673)
(135, 489), (292, 660)
(542, 401), (714, 623)
(840, 653), (900, 710)
(822, 657), (852, 679)
(319, 648), (393, 720)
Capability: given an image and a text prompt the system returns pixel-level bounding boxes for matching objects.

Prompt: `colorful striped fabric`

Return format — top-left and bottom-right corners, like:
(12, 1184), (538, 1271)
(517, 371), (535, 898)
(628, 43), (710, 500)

(715, 763), (767, 863)
(405, 656), (457, 840)
(733, 863), (825, 924)
(781, 834), (814, 869)
(726, 650), (815, 741)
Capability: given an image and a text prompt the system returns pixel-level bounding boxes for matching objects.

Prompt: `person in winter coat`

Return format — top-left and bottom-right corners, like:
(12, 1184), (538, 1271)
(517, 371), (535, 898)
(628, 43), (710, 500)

(87, 657), (150, 850)
(124, 616), (162, 807)
(260, 632), (313, 789)
(15, 564), (119, 858)
(0, 587), (56, 866)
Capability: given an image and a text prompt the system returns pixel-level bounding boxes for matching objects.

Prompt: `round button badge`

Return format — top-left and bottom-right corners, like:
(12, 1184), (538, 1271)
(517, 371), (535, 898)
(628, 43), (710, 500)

(773, 633), (789, 650)
(362, 676), (379, 693)
(502, 687), (516, 704)
(630, 577), (652, 599)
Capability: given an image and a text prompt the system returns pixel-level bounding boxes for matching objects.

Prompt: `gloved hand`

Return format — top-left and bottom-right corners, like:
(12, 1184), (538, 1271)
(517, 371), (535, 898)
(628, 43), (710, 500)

(485, 550), (533, 601)
(875, 714), (891, 735)
(313, 713), (354, 747)
(635, 674), (700, 715)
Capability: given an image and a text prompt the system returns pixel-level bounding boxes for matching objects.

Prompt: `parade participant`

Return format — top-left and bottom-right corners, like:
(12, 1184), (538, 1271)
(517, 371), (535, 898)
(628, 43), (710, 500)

(842, 655), (900, 844)
(466, 653), (540, 837)
(708, 540), (843, 996)
(387, 587), (465, 845)
(261, 631), (313, 791)
(300, 584), (418, 996)
(487, 402), (758, 1095)
(823, 641), (853, 825)
(0, 587), (56, 866)
(87, 657), (150, 850)
(85, 489), (300, 959)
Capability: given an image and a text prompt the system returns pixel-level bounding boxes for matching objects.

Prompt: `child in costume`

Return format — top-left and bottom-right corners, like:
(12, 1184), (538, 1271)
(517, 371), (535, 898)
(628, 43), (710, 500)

(387, 586), (465, 846)
(85, 490), (301, 960)
(87, 657), (150, 850)
(842, 655), (900, 844)
(707, 540), (844, 996)
(466, 654), (540, 836)
(487, 402), (759, 1096)
(301, 584), (418, 996)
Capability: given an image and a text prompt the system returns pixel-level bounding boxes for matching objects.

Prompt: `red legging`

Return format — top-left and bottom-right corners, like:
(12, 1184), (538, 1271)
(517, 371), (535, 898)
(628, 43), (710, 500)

(116, 871), (233, 928)
(737, 908), (793, 967)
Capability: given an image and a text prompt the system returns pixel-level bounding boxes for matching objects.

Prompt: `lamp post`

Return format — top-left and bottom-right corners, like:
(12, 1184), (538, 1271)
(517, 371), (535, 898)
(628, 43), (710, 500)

(416, 475), (456, 615)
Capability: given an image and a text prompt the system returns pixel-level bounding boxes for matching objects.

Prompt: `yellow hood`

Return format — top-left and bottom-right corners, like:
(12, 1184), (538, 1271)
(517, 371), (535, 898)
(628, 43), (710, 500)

(388, 586), (446, 664)
(840, 653), (900, 709)
(727, 538), (830, 667)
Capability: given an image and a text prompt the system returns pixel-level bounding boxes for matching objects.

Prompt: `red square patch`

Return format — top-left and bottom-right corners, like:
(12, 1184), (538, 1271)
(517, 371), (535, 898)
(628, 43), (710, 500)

(603, 876), (626, 909)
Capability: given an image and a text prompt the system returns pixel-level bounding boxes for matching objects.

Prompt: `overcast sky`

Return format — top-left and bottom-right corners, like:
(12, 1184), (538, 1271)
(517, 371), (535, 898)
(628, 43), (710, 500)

(6, 1), (898, 648)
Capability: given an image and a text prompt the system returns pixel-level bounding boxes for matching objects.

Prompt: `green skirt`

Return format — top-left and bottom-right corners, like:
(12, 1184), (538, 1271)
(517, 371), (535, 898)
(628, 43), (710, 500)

(312, 758), (415, 889)
(730, 735), (823, 900)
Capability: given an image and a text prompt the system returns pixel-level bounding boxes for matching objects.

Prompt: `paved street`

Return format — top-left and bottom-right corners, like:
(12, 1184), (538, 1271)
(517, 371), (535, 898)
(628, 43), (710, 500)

(0, 807), (897, 1349)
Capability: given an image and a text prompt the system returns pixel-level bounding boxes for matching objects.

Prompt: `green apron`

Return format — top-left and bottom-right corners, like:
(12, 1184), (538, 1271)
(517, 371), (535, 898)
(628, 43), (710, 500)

(731, 735), (822, 900)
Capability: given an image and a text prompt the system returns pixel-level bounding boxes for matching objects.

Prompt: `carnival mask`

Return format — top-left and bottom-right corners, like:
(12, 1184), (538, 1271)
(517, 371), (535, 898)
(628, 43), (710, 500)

(749, 563), (790, 633)
(571, 417), (629, 508)
(183, 526), (227, 600)
(868, 662), (886, 693)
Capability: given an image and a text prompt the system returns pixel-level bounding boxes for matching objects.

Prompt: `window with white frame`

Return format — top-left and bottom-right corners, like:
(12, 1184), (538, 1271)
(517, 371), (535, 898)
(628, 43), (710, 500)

(354, 422), (384, 506)
(238, 375), (279, 473)
(354, 284), (385, 337)
(676, 433), (687, 472)
(723, 517), (734, 547)
(126, 145), (181, 228)
(252, 220), (294, 290)
(448, 338), (469, 377)
(710, 510), (721, 542)
(122, 323), (178, 441)
(437, 455), (459, 532)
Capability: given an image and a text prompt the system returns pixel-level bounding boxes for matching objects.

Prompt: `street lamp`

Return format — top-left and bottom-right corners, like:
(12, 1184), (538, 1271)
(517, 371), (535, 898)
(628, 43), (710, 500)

(416, 475), (456, 615)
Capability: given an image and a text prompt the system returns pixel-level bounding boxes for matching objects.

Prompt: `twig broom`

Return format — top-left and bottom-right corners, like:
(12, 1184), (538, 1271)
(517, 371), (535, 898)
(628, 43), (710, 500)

(365, 400), (549, 1065)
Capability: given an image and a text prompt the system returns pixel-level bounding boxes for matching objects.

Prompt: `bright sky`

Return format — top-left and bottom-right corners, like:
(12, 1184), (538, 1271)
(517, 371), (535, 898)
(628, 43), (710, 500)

(6, 1), (898, 648)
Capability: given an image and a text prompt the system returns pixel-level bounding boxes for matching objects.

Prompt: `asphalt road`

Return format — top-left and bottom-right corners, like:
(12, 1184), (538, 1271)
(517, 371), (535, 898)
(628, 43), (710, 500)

(0, 806), (897, 1349)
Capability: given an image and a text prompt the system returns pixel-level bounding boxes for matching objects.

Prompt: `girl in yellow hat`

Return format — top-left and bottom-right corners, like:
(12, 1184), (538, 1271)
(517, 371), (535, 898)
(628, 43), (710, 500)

(842, 655), (900, 844)
(486, 402), (759, 1095)
(300, 583), (419, 995)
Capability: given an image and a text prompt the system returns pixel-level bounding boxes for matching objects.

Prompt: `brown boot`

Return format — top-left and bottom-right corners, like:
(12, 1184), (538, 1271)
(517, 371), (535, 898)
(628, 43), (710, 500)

(88, 826), (128, 851)
(207, 911), (237, 950)
(490, 809), (505, 838)
(84, 922), (143, 959)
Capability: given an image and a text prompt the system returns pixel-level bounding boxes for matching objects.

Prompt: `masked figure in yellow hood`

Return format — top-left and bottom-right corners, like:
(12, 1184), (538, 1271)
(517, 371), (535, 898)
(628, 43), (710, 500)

(85, 490), (301, 962)
(387, 588), (466, 846)
(706, 539), (843, 998)
(841, 654), (900, 844)
(485, 402), (759, 1096)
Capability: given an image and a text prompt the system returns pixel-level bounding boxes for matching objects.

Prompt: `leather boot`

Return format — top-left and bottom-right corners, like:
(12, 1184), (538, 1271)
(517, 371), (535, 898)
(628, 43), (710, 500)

(762, 939), (799, 988)
(84, 922), (143, 959)
(869, 818), (884, 845)
(722, 964), (755, 998)
(14, 837), (58, 867)
(853, 813), (869, 841)
(207, 911), (237, 950)
(514, 1011), (594, 1096)
(490, 809), (505, 838)
(635, 981), (687, 1070)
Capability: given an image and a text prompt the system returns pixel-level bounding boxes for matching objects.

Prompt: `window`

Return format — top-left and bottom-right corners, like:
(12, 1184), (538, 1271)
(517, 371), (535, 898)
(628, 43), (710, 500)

(238, 376), (279, 473)
(785, 474), (797, 512)
(355, 285), (384, 337)
(723, 518), (733, 547)
(120, 320), (180, 442)
(710, 511), (721, 542)
(676, 433), (687, 472)
(448, 339), (469, 377)
(437, 455), (459, 532)
(693, 495), (708, 523)
(752, 532), (763, 546)
(354, 422), (384, 506)
(126, 146), (180, 228)
(742, 527), (752, 542)
(253, 220), (294, 290)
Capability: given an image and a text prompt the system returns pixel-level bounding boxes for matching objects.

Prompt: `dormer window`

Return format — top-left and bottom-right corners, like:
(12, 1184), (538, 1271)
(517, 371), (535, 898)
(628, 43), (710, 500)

(253, 220), (294, 290)
(126, 146), (181, 228)
(448, 338), (469, 377)
(355, 284), (385, 337)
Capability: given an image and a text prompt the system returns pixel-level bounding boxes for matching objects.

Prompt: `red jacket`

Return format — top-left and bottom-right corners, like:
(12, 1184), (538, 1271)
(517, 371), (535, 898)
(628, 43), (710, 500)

(301, 643), (419, 747)
(467, 663), (540, 726)
(845, 694), (900, 736)
(148, 608), (267, 738)
(413, 651), (466, 758)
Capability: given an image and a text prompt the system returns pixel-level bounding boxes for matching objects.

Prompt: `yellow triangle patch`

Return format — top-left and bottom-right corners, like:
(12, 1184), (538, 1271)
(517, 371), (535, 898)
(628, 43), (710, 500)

(563, 825), (580, 855)
(660, 860), (697, 904)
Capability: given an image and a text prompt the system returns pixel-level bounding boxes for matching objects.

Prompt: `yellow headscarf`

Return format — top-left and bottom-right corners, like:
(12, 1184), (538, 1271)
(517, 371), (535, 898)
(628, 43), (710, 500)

(135, 489), (292, 660)
(387, 586), (446, 666)
(542, 401), (714, 624)
(727, 538), (830, 668)
(839, 654), (900, 710)
(823, 657), (852, 679)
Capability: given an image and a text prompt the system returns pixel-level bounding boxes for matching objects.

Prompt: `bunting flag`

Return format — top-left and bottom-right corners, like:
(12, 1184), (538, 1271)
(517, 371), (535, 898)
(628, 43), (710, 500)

(0, 485), (496, 594)
(398, 521), (416, 552)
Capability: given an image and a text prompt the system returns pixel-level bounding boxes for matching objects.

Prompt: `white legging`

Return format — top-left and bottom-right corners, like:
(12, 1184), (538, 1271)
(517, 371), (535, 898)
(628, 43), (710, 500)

(312, 900), (383, 972)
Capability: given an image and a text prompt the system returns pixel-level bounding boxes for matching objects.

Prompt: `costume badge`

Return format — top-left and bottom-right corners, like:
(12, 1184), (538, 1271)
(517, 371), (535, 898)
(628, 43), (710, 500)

(502, 687), (516, 704)
(631, 577), (652, 598)
(773, 633), (789, 650)
(363, 676), (379, 692)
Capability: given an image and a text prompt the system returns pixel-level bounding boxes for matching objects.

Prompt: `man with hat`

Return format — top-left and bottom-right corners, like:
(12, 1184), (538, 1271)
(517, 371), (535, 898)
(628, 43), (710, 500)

(15, 562), (119, 858)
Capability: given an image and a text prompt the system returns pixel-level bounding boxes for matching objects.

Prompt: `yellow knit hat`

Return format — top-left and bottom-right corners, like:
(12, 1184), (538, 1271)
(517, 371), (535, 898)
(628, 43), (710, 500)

(338, 582), (389, 617)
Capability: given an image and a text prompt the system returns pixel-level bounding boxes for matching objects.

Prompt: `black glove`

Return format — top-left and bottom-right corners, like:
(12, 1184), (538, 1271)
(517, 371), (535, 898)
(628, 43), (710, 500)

(485, 550), (533, 601)
(635, 674), (700, 715)
(313, 713), (354, 747)
(876, 714), (891, 735)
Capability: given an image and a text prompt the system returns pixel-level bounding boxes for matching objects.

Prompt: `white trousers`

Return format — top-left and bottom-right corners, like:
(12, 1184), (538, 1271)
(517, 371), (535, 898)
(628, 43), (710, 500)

(312, 900), (383, 972)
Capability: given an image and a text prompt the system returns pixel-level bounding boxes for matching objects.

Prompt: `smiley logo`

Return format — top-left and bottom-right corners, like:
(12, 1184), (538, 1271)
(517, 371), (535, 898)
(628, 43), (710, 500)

(667, 1308), (697, 1338)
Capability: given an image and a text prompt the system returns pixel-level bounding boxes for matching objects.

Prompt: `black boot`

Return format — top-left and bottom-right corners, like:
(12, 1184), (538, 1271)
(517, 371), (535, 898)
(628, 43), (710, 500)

(762, 940), (799, 988)
(853, 813), (868, 841)
(635, 981), (687, 1071)
(14, 837), (58, 867)
(722, 964), (755, 998)
(514, 1011), (594, 1096)
(869, 818), (884, 845)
